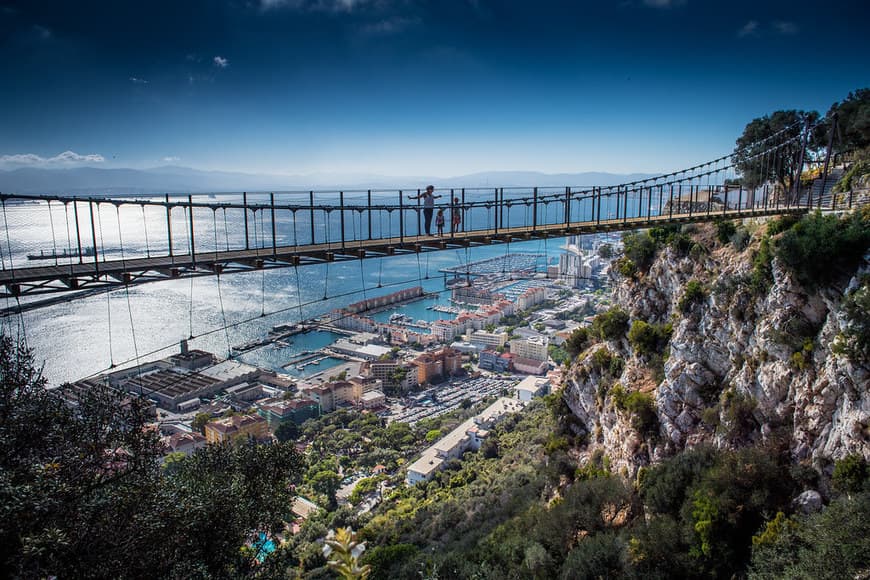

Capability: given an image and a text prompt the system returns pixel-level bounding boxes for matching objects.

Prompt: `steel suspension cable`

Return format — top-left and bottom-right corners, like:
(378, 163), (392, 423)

(95, 203), (114, 368)
(115, 204), (142, 377)
(215, 267), (232, 358)
(1, 199), (27, 348)
(141, 204), (152, 258)
(223, 207), (230, 251)
(322, 210), (330, 300)
(63, 202), (74, 276)
(47, 200), (58, 266)
(181, 205), (194, 339)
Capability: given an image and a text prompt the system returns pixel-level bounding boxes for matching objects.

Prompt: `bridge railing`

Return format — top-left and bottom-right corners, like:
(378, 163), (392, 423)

(0, 179), (810, 272)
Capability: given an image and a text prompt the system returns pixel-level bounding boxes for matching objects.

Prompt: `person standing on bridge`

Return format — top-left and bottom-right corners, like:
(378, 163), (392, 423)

(409, 185), (442, 236)
(435, 208), (446, 237)
(451, 196), (462, 234)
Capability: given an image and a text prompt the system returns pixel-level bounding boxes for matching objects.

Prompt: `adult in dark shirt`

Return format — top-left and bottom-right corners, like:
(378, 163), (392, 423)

(409, 185), (442, 236)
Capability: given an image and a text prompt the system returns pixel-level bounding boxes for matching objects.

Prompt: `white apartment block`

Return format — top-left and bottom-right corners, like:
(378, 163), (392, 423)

(406, 397), (526, 485)
(466, 329), (508, 348)
(509, 336), (549, 362)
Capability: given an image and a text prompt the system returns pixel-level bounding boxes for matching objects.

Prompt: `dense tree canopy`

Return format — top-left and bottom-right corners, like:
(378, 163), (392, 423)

(827, 88), (870, 153)
(732, 109), (819, 193)
(0, 335), (303, 578)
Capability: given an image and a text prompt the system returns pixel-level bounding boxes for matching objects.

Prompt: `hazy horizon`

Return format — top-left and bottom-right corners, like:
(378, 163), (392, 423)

(0, 163), (660, 194)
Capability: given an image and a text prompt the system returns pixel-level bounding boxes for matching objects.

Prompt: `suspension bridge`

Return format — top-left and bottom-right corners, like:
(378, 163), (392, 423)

(0, 117), (850, 305)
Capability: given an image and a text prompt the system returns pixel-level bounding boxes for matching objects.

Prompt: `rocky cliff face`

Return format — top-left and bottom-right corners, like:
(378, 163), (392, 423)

(563, 220), (869, 477)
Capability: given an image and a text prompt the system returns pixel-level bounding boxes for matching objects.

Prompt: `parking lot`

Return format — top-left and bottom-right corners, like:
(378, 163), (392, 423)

(386, 376), (520, 425)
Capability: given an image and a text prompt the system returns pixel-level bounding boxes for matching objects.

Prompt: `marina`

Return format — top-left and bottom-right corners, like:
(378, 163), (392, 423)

(388, 313), (431, 330)
(429, 304), (463, 314)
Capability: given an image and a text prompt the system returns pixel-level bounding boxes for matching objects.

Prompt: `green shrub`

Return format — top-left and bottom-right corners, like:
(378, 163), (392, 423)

(648, 224), (693, 256)
(766, 214), (800, 236)
(591, 348), (613, 372)
(610, 383), (626, 409)
(624, 391), (658, 437)
(750, 235), (774, 294)
(548, 344), (570, 366)
(770, 316), (822, 351)
(615, 256), (638, 277)
(611, 386), (658, 436)
(715, 219), (737, 244)
(730, 226), (751, 250)
(790, 339), (813, 370)
(592, 307), (629, 341)
(774, 209), (870, 286)
(560, 532), (625, 578)
(649, 224), (682, 246)
(544, 434), (570, 455)
(669, 233), (694, 255)
(628, 320), (673, 358)
(564, 327), (590, 358)
(361, 544), (419, 579)
(608, 355), (625, 378)
(623, 231), (658, 269)
(834, 275), (870, 362)
(832, 454), (869, 494)
(678, 280), (707, 313)
(832, 159), (870, 193)
(720, 390), (757, 441)
(750, 492), (870, 579)
(638, 445), (719, 515)
(700, 406), (720, 429)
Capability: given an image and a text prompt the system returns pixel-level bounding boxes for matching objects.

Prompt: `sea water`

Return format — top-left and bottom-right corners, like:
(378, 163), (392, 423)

(0, 192), (613, 385)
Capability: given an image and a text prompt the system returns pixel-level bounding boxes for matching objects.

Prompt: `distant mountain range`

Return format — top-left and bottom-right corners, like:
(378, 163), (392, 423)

(0, 165), (658, 195)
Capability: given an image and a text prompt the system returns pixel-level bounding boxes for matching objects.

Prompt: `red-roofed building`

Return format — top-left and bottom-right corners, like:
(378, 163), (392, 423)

(162, 431), (207, 456)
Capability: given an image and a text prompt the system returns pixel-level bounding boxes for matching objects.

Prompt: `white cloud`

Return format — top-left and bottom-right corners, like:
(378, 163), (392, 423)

(0, 151), (106, 167)
(129, 76), (149, 84)
(773, 20), (799, 35)
(162, 156), (181, 163)
(52, 151), (105, 164)
(0, 154), (44, 165)
(737, 20), (759, 37)
(213, 55), (229, 68)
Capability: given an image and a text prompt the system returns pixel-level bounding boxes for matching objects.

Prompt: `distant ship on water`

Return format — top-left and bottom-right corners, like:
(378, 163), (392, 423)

(27, 247), (96, 261)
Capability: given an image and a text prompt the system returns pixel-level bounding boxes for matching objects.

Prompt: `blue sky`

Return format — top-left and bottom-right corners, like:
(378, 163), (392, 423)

(1, 0), (868, 177)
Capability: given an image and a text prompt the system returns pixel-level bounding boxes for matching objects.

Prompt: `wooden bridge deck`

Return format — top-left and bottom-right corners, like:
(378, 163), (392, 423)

(0, 206), (804, 299)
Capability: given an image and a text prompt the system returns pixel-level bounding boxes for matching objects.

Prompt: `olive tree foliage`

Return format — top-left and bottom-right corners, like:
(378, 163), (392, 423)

(0, 335), (166, 578)
(826, 88), (870, 153)
(732, 110), (820, 192)
(0, 335), (304, 579)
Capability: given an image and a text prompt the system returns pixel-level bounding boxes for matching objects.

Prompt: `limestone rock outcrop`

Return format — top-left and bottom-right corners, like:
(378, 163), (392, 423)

(563, 220), (870, 477)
